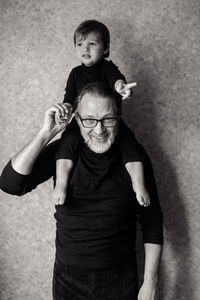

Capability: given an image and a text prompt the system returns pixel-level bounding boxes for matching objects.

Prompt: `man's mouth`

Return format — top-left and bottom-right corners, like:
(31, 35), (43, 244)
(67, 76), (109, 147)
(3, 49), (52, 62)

(92, 135), (107, 142)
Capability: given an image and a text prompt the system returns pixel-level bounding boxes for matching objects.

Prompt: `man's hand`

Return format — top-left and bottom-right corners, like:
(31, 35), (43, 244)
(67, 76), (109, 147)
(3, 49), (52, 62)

(11, 103), (73, 175)
(138, 281), (159, 300)
(41, 103), (73, 137)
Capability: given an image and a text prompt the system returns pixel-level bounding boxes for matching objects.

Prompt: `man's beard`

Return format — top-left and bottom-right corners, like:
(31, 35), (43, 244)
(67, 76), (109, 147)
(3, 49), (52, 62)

(84, 134), (115, 154)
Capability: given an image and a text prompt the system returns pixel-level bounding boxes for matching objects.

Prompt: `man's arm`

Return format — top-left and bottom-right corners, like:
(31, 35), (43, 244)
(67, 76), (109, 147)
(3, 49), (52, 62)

(138, 243), (162, 300)
(136, 146), (163, 300)
(0, 103), (72, 195)
(12, 103), (72, 174)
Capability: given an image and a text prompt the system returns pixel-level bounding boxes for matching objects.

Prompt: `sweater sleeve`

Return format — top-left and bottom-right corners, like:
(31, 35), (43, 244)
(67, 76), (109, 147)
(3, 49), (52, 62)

(0, 140), (59, 196)
(137, 146), (164, 244)
(103, 60), (126, 91)
(63, 69), (78, 105)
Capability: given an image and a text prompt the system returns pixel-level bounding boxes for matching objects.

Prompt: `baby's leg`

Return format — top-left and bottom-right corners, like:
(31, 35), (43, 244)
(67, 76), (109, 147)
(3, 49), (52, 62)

(118, 120), (150, 206)
(53, 159), (73, 205)
(126, 161), (150, 207)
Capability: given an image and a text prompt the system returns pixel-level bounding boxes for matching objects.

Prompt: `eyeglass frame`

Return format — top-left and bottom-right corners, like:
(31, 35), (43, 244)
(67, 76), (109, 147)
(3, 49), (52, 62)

(75, 112), (120, 128)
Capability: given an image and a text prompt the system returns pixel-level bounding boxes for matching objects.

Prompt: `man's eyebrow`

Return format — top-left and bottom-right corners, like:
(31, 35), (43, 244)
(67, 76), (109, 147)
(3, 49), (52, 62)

(81, 113), (116, 119)
(81, 115), (95, 119)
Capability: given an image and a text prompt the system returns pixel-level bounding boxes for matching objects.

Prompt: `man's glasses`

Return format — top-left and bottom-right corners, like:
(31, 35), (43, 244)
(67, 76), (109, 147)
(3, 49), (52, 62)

(76, 113), (119, 128)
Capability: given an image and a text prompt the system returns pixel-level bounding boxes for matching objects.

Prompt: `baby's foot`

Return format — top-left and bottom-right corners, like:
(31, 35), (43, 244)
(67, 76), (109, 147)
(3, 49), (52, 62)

(135, 187), (150, 207)
(52, 186), (67, 205)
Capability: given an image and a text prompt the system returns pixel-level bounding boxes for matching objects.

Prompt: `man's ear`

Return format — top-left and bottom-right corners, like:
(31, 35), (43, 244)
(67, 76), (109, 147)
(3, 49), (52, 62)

(75, 114), (80, 126)
(104, 48), (109, 55)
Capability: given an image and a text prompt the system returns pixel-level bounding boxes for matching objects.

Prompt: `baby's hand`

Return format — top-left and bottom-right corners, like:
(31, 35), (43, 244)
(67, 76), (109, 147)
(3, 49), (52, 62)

(121, 82), (137, 100)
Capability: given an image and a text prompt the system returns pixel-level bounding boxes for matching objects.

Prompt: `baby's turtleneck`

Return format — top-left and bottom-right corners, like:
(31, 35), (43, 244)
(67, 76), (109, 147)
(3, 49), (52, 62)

(82, 58), (105, 73)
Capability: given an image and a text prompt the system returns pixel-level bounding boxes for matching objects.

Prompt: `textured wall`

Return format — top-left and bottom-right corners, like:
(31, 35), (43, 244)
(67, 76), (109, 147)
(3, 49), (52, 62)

(0, 0), (200, 299)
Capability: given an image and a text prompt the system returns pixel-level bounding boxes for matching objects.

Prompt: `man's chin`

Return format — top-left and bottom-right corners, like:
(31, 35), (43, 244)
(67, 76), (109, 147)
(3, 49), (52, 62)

(85, 137), (113, 154)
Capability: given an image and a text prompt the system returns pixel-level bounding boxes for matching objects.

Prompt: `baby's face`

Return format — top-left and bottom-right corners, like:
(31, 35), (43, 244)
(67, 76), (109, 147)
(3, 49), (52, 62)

(75, 31), (108, 67)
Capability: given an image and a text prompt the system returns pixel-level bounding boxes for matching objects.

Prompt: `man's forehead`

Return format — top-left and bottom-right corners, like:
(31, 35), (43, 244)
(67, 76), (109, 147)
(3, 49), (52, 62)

(78, 93), (116, 116)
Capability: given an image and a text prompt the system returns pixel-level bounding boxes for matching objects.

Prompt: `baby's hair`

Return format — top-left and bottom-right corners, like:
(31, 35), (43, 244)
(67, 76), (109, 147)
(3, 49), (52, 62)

(74, 82), (122, 116)
(74, 20), (110, 58)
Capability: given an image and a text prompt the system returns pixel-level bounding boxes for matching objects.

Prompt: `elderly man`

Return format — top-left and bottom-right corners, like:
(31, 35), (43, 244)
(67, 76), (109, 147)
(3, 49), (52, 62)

(0, 82), (163, 300)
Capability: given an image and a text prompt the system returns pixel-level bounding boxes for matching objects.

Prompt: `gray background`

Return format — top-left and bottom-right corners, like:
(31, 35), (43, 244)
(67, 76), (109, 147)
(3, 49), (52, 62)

(0, 0), (200, 299)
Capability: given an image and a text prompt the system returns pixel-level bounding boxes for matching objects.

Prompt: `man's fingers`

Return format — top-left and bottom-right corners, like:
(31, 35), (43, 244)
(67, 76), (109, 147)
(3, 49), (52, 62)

(47, 105), (64, 117)
(54, 103), (72, 118)
(47, 103), (73, 124)
(63, 103), (73, 109)
(63, 103), (73, 116)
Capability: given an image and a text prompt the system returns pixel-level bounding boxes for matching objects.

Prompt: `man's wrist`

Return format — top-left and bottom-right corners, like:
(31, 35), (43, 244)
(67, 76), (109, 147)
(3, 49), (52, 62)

(143, 273), (159, 287)
(37, 128), (57, 145)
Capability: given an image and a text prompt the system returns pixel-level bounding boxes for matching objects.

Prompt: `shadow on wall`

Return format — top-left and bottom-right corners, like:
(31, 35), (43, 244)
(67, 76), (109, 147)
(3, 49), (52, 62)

(120, 45), (193, 299)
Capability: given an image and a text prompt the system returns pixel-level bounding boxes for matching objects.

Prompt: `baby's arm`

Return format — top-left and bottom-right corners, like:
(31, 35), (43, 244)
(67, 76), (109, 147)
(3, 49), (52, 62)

(104, 61), (137, 100)
(53, 159), (73, 205)
(115, 80), (137, 100)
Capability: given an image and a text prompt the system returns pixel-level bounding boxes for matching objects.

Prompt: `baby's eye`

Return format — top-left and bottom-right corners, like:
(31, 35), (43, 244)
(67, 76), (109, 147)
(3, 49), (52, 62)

(76, 42), (82, 47)
(90, 42), (97, 46)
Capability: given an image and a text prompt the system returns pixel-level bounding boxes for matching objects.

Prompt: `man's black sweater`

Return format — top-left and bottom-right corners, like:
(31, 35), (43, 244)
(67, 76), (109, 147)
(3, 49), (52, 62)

(0, 139), (163, 269)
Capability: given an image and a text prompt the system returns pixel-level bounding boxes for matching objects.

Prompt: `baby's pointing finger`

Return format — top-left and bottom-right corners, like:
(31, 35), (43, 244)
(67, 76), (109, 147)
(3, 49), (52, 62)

(126, 82), (137, 89)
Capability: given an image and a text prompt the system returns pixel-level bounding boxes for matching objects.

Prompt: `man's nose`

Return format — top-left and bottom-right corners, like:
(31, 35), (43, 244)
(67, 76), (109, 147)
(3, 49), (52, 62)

(94, 121), (105, 134)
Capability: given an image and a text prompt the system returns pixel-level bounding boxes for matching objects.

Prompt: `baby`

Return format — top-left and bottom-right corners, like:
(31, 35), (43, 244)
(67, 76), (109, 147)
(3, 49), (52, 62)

(53, 20), (150, 207)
